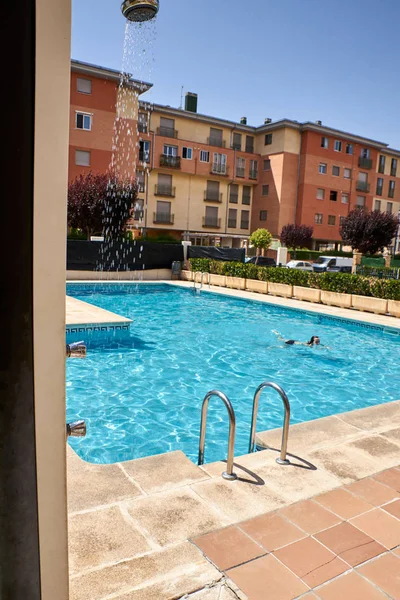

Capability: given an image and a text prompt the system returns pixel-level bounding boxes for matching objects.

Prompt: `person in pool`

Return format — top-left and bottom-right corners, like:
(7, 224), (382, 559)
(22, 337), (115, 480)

(273, 331), (321, 346)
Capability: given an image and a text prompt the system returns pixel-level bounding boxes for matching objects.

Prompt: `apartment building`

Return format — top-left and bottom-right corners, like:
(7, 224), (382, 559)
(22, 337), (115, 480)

(69, 60), (400, 249)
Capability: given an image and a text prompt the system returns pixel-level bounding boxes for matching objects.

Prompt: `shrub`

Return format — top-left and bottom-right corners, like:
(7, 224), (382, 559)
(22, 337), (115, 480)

(189, 258), (212, 273)
(222, 261), (248, 278)
(309, 272), (371, 296)
(257, 267), (309, 286)
(244, 263), (260, 280)
(369, 279), (400, 301)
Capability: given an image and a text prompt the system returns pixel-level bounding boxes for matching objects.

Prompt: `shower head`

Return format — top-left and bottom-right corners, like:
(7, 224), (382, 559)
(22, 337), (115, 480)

(121, 0), (159, 22)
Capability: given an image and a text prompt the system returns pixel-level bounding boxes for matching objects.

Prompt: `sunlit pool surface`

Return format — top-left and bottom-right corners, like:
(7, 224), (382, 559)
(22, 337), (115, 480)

(66, 283), (400, 464)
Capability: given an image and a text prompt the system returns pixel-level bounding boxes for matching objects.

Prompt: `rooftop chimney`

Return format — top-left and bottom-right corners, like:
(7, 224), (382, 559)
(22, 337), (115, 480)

(316, 120), (322, 126)
(265, 118), (272, 124)
(185, 92), (198, 113)
(240, 116), (247, 125)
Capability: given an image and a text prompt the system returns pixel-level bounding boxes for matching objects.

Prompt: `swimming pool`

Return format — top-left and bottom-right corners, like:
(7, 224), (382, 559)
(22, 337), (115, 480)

(66, 283), (400, 465)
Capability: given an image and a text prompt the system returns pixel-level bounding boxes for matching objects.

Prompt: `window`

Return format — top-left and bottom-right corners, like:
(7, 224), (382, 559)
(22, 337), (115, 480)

(344, 168), (352, 179)
(330, 190), (338, 202)
(332, 165), (340, 176)
(262, 184), (269, 196)
(315, 213), (323, 224)
(182, 147), (192, 159)
(391, 158), (398, 177)
(340, 216), (346, 226)
(260, 210), (268, 221)
(374, 200), (382, 211)
(387, 202), (393, 214)
(138, 113), (147, 133)
(328, 215), (336, 225)
(76, 112), (92, 130)
(242, 186), (251, 205)
(361, 148), (370, 159)
(317, 188), (325, 200)
(229, 183), (239, 203)
(163, 144), (178, 157)
(139, 140), (150, 162)
(77, 77), (92, 94)
(389, 180), (395, 198)
(346, 144), (353, 155)
(75, 150), (90, 166)
(206, 180), (220, 202)
(157, 173), (173, 196)
(155, 201), (172, 223)
(204, 205), (219, 227)
(319, 163), (327, 174)
(200, 150), (210, 162)
(240, 210), (250, 229)
(245, 135), (254, 153)
(228, 208), (237, 228)
(232, 133), (242, 150)
(356, 196), (366, 207)
(376, 177), (383, 196)
(378, 155), (386, 174)
(133, 198), (144, 221)
(263, 159), (271, 171)
(209, 127), (224, 146)
(249, 159), (258, 178)
(265, 133), (273, 145)
(136, 170), (145, 193)
(321, 137), (329, 148)
(236, 157), (246, 177)
(334, 140), (342, 152)
(160, 117), (176, 137)
(212, 153), (227, 174)
(341, 193), (349, 204)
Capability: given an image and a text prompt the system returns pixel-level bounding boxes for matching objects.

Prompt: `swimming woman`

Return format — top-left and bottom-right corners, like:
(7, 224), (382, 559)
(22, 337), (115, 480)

(272, 331), (322, 346)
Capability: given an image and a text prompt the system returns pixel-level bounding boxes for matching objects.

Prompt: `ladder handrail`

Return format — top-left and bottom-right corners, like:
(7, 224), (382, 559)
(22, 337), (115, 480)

(198, 390), (237, 480)
(193, 271), (205, 290)
(248, 382), (291, 465)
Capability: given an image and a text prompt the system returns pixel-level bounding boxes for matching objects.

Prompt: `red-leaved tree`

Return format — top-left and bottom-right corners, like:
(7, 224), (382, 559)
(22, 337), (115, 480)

(68, 171), (137, 240)
(280, 224), (313, 258)
(339, 208), (398, 254)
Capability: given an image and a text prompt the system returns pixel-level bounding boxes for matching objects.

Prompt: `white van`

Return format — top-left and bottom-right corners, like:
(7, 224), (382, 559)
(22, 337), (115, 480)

(312, 256), (353, 273)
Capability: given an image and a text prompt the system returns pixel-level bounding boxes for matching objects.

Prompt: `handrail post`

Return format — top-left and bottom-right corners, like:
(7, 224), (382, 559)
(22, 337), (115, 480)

(193, 271), (204, 291)
(198, 390), (237, 481)
(248, 382), (291, 465)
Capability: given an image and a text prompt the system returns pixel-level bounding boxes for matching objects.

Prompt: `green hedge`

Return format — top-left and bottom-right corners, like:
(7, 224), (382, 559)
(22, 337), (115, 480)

(188, 258), (400, 300)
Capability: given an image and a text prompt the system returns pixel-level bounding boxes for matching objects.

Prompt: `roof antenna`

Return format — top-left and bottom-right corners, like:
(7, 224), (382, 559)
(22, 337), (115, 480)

(179, 85), (184, 109)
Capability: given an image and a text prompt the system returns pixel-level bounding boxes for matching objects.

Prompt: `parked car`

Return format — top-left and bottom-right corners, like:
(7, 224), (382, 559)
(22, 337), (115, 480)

(246, 256), (276, 267)
(312, 256), (353, 273)
(327, 265), (352, 273)
(286, 260), (313, 271)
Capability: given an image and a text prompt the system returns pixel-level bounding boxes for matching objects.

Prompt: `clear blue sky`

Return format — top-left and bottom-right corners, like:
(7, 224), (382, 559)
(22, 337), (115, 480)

(72, 0), (400, 147)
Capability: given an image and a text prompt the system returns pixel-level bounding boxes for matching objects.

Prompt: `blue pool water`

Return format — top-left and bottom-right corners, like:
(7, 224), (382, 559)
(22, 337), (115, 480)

(67, 283), (400, 464)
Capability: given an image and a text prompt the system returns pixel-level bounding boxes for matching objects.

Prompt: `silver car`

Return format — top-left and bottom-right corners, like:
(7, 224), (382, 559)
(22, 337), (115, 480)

(286, 260), (314, 271)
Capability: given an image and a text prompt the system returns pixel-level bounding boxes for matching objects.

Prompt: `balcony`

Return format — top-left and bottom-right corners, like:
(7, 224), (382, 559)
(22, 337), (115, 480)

(245, 144), (254, 154)
(229, 194), (238, 204)
(376, 186), (383, 196)
(228, 219), (237, 228)
(133, 210), (144, 221)
(356, 181), (370, 193)
(208, 137), (226, 148)
(155, 184), (175, 197)
(236, 167), (245, 178)
(160, 154), (181, 169)
(139, 151), (150, 163)
(204, 190), (222, 203)
(157, 126), (178, 138)
(203, 217), (221, 229)
(153, 212), (174, 224)
(240, 220), (250, 230)
(242, 196), (251, 206)
(138, 122), (147, 133)
(137, 182), (145, 193)
(231, 143), (241, 150)
(389, 189), (395, 199)
(249, 169), (258, 180)
(358, 156), (373, 169)
(210, 163), (229, 176)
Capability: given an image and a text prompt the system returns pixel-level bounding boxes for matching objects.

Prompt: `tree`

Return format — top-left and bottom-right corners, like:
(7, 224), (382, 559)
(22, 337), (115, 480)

(280, 224), (313, 258)
(249, 228), (273, 256)
(339, 208), (398, 255)
(68, 171), (137, 240)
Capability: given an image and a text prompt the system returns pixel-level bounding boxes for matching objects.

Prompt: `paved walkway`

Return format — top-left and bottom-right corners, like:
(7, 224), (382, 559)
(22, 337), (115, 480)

(66, 295), (132, 327)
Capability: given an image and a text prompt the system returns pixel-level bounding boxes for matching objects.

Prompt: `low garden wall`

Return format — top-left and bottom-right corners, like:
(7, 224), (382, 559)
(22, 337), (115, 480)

(184, 259), (400, 318)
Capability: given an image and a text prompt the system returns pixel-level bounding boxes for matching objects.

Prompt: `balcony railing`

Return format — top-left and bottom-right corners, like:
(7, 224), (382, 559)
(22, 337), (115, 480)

(236, 167), (245, 178)
(139, 151), (150, 163)
(155, 184), (175, 197)
(245, 144), (254, 154)
(153, 212), (174, 224)
(229, 194), (238, 204)
(210, 163), (229, 176)
(202, 217), (221, 229)
(376, 186), (383, 196)
(228, 219), (237, 228)
(157, 126), (178, 138)
(242, 196), (251, 205)
(133, 210), (144, 221)
(231, 143), (242, 150)
(240, 221), (250, 230)
(208, 137), (226, 148)
(138, 122), (147, 133)
(356, 181), (370, 193)
(249, 169), (258, 180)
(137, 182), (145, 193)
(358, 156), (373, 169)
(389, 189), (395, 199)
(160, 155), (181, 169)
(204, 190), (222, 203)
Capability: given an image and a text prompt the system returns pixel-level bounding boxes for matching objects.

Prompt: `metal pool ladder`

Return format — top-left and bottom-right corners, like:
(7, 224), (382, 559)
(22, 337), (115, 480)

(193, 271), (206, 291)
(248, 382), (291, 465)
(198, 390), (237, 481)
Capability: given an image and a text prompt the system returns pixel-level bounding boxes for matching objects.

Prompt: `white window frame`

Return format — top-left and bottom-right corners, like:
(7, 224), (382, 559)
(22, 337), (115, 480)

(334, 140), (342, 152)
(163, 144), (178, 157)
(76, 111), (92, 131)
(344, 168), (351, 179)
(75, 149), (91, 167)
(315, 213), (323, 224)
(317, 188), (325, 200)
(341, 193), (349, 204)
(200, 150), (210, 163)
(319, 163), (327, 174)
(321, 137), (329, 149)
(182, 147), (193, 160)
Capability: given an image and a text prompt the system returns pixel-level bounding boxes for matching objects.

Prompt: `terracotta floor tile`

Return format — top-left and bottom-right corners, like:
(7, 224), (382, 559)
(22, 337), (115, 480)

(315, 488), (373, 520)
(193, 525), (265, 571)
(315, 521), (374, 556)
(296, 595), (318, 600)
(358, 553), (400, 599)
(346, 477), (399, 506)
(383, 499), (400, 519)
(273, 536), (346, 587)
(279, 500), (341, 535)
(373, 467), (400, 492)
(227, 554), (308, 600)
(239, 512), (305, 552)
(340, 540), (385, 568)
(316, 571), (389, 600)
(393, 547), (400, 558)
(351, 508), (400, 549)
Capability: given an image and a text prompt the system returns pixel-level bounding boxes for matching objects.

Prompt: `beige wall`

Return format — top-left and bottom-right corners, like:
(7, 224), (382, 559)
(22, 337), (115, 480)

(151, 112), (235, 146)
(34, 0), (71, 598)
(254, 126), (301, 156)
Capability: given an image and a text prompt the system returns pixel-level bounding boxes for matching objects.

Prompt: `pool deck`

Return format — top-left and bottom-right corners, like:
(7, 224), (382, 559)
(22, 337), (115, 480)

(66, 295), (132, 327)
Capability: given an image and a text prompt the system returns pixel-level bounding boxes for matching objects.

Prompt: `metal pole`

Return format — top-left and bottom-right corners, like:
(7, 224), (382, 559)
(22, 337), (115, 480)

(198, 390), (237, 480)
(248, 382), (291, 465)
